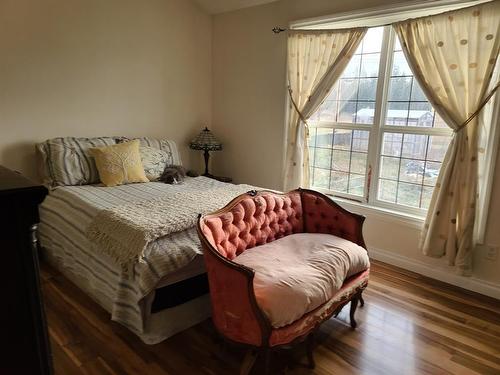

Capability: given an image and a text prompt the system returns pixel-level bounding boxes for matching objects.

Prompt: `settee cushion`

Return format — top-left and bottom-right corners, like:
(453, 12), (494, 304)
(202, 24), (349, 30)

(233, 233), (370, 328)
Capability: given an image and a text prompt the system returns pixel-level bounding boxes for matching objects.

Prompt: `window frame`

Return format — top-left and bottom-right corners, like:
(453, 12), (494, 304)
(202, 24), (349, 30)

(309, 26), (453, 216)
(289, 0), (498, 236)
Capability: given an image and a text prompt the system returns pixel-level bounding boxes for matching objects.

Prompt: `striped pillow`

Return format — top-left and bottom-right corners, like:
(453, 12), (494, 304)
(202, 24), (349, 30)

(36, 137), (117, 187)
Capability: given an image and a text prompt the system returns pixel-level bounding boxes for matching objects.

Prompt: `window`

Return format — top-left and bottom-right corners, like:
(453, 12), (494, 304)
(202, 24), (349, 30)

(308, 26), (452, 215)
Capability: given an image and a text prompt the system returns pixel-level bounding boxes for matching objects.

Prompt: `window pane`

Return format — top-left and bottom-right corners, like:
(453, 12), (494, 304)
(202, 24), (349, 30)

(332, 150), (350, 171)
(349, 174), (365, 195)
(394, 36), (402, 51)
(352, 130), (369, 152)
(316, 128), (334, 148)
(314, 148), (331, 169)
(309, 128), (369, 197)
(410, 81), (427, 101)
(311, 100), (336, 122)
(386, 44), (445, 129)
(355, 102), (376, 124)
(377, 132), (451, 209)
(385, 102), (409, 126)
(380, 156), (400, 179)
(408, 105), (434, 127)
(388, 77), (412, 101)
(358, 78), (377, 100)
(311, 27), (383, 128)
(361, 27), (384, 53)
(330, 171), (348, 192)
(391, 51), (412, 76)
(409, 101), (432, 112)
(308, 27), (453, 212)
(351, 152), (367, 174)
(400, 159), (424, 184)
(401, 133), (427, 159)
(427, 135), (450, 161)
(379, 179), (397, 203)
(333, 129), (352, 150)
(338, 101), (357, 123)
(423, 161), (441, 186)
(339, 79), (359, 101)
(397, 182), (422, 207)
(308, 27), (386, 199)
(312, 168), (329, 188)
(360, 54), (380, 77)
(343, 55), (361, 78)
(381, 133), (403, 156)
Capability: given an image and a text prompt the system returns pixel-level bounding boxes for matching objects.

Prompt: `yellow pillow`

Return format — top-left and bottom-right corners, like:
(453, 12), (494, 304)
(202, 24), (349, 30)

(90, 140), (149, 187)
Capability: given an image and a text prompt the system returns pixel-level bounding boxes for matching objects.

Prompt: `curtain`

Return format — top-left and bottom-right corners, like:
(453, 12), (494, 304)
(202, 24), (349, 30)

(283, 28), (367, 192)
(394, 1), (500, 275)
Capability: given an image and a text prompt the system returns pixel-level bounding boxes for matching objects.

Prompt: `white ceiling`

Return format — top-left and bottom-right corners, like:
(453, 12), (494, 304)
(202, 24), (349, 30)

(194, 0), (279, 14)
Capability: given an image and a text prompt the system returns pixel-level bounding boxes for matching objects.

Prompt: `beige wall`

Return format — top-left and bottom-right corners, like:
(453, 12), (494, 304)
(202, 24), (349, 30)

(0, 0), (211, 179)
(212, 0), (500, 287)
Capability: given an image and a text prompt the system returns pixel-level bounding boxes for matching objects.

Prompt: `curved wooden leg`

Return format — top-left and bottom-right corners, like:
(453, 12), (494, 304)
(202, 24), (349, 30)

(359, 292), (365, 307)
(240, 349), (257, 375)
(306, 333), (315, 369)
(350, 295), (359, 329)
(262, 348), (271, 375)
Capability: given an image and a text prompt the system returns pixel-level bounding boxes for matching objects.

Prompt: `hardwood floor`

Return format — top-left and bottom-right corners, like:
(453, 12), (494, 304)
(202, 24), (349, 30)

(40, 260), (500, 375)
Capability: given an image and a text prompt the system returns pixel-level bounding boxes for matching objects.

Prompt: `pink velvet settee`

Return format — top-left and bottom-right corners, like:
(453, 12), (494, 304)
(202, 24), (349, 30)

(197, 189), (370, 373)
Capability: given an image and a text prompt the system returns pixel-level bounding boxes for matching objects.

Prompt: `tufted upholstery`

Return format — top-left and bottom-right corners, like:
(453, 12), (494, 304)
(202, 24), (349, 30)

(197, 188), (368, 358)
(301, 191), (365, 247)
(201, 191), (303, 259)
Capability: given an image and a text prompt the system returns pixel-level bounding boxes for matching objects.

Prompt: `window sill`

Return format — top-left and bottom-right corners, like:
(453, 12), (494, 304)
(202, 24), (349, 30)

(326, 194), (425, 230)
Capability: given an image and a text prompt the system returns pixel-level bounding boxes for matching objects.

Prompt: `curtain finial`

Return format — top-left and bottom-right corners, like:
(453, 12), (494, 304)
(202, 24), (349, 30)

(272, 27), (286, 34)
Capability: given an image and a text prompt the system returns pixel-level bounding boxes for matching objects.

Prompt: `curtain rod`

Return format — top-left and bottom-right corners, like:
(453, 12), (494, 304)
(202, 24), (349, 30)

(272, 19), (407, 33)
(272, 1), (491, 34)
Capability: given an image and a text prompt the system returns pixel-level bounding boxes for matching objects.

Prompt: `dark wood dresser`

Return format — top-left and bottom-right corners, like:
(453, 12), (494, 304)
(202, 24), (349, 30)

(0, 166), (52, 375)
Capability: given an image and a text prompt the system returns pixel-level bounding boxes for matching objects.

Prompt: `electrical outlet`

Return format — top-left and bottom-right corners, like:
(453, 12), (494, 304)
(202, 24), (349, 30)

(485, 246), (499, 262)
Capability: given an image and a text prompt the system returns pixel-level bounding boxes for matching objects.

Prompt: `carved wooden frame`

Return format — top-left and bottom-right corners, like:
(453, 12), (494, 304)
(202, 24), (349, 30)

(197, 188), (369, 373)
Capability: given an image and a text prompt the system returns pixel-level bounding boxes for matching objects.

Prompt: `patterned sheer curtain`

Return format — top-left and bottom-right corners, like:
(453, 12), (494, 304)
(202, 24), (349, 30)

(394, 1), (500, 275)
(283, 28), (367, 191)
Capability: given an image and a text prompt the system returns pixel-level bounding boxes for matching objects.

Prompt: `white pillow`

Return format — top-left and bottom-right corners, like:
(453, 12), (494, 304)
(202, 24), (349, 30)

(140, 146), (170, 181)
(135, 137), (182, 166)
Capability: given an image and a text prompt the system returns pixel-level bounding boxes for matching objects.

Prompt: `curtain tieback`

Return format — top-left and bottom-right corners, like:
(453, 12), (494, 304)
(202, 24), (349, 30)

(454, 81), (500, 133)
(288, 86), (310, 136)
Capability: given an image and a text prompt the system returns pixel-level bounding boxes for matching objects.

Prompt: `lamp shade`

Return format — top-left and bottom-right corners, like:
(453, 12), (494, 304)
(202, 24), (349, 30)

(189, 127), (222, 151)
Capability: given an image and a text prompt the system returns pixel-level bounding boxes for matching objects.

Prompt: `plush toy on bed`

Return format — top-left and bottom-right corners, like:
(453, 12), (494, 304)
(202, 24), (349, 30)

(159, 165), (186, 184)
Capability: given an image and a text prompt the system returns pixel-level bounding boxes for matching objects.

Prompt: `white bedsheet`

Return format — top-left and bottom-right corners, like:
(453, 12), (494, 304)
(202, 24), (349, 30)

(38, 176), (248, 343)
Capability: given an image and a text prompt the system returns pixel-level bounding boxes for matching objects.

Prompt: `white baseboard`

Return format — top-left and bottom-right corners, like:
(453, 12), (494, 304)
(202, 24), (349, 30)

(369, 247), (500, 300)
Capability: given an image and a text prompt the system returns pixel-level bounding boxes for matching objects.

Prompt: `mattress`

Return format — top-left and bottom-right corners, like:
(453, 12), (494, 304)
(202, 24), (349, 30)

(38, 176), (237, 343)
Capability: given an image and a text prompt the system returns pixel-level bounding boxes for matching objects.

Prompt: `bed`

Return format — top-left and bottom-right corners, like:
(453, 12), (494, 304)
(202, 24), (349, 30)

(36, 136), (255, 344)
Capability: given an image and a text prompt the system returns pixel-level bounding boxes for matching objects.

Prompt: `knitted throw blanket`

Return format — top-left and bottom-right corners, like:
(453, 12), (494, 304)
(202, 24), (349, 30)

(86, 184), (254, 271)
